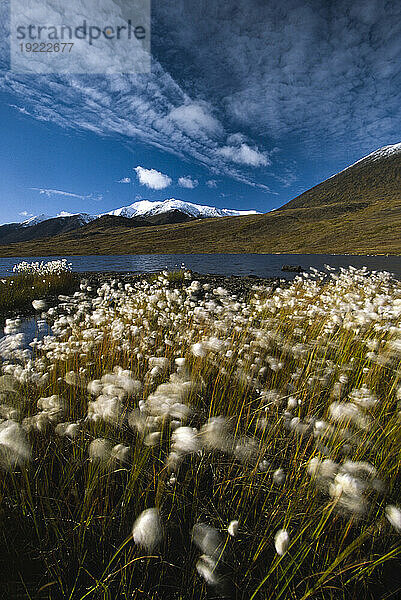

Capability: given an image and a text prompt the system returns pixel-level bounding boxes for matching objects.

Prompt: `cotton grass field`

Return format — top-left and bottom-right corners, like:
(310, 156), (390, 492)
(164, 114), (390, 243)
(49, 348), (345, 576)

(0, 259), (76, 316)
(0, 261), (401, 599)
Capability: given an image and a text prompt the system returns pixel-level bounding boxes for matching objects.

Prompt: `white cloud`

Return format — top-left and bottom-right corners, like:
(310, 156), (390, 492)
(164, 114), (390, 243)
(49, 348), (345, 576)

(2, 59), (273, 193)
(217, 143), (270, 167)
(168, 102), (223, 138)
(117, 177), (131, 184)
(227, 133), (246, 144)
(178, 176), (198, 189)
(134, 166), (172, 190)
(30, 188), (103, 201)
(19, 210), (33, 217)
(32, 187), (86, 199)
(9, 104), (30, 116)
(206, 179), (217, 188)
(57, 211), (76, 217)
(1, 0), (399, 196)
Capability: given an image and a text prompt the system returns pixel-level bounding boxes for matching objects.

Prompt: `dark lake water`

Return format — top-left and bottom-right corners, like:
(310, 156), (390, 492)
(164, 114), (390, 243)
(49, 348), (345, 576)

(0, 317), (52, 354)
(0, 254), (400, 279)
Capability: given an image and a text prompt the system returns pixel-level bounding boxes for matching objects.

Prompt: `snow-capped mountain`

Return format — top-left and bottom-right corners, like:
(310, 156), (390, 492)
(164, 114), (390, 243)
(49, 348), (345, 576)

(328, 143), (401, 180)
(1, 142), (400, 253)
(21, 213), (52, 227)
(22, 212), (95, 227)
(355, 142), (401, 163)
(57, 211), (95, 222)
(0, 199), (260, 246)
(101, 199), (260, 219)
(16, 200), (259, 228)
(282, 141), (401, 213)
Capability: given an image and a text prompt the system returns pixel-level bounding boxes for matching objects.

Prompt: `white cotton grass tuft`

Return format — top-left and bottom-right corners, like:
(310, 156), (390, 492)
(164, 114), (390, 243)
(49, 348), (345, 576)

(192, 524), (224, 589)
(308, 457), (339, 482)
(307, 456), (384, 517)
(234, 436), (259, 464)
(171, 426), (200, 455)
(148, 356), (169, 372)
(144, 431), (162, 447)
(32, 299), (47, 311)
(329, 401), (371, 430)
(258, 459), (270, 472)
(65, 371), (86, 388)
(273, 468), (285, 485)
(200, 416), (233, 452)
(0, 420), (31, 470)
(1, 264), (399, 591)
(144, 379), (193, 423)
(132, 508), (163, 552)
(196, 555), (220, 586)
(191, 342), (207, 358)
(55, 422), (80, 438)
(274, 529), (290, 556)
(14, 258), (71, 275)
(37, 395), (65, 422)
(88, 438), (113, 463)
(0, 403), (20, 421)
(192, 523), (222, 558)
(385, 505), (401, 532)
(228, 520), (239, 537)
(87, 396), (122, 424)
(110, 443), (131, 463)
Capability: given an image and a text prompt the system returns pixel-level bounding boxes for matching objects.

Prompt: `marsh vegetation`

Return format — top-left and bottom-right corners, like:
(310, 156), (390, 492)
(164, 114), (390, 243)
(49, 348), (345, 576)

(0, 262), (400, 599)
(0, 259), (76, 318)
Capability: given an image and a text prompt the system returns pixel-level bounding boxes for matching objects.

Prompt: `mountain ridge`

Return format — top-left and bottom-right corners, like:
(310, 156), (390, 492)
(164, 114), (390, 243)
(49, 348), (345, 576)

(102, 198), (259, 220)
(0, 199), (261, 247)
(11, 199), (260, 229)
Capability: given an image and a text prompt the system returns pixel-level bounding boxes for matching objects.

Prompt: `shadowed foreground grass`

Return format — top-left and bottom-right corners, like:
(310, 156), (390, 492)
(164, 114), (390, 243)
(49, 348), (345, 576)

(0, 271), (77, 317)
(0, 267), (401, 599)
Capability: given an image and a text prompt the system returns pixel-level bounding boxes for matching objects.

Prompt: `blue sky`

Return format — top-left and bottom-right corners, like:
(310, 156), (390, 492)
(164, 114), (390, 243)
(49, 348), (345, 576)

(0, 0), (400, 224)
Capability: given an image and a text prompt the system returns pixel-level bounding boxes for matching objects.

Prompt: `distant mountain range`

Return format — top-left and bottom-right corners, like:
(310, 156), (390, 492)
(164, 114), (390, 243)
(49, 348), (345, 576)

(0, 199), (259, 246)
(0, 143), (400, 255)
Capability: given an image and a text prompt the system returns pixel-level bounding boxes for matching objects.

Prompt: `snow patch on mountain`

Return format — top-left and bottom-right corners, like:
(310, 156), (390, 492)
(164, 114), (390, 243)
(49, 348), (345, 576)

(349, 143), (401, 167)
(56, 212), (95, 223)
(22, 212), (95, 226)
(329, 143), (401, 180)
(22, 214), (52, 227)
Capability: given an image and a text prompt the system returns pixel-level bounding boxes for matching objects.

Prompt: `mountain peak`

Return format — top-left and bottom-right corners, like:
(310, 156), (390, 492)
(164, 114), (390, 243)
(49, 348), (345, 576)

(22, 213), (52, 227)
(281, 140), (401, 214)
(355, 142), (401, 165)
(371, 142), (401, 156)
(102, 198), (260, 219)
(343, 142), (401, 172)
(21, 212), (95, 227)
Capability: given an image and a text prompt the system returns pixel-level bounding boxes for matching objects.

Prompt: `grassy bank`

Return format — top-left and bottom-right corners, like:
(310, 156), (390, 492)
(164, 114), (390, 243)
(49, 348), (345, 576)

(0, 267), (400, 599)
(0, 260), (77, 320)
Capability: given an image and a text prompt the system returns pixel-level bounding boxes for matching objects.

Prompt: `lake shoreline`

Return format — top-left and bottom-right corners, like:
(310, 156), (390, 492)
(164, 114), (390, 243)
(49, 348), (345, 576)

(2, 253), (400, 280)
(0, 270), (285, 325)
